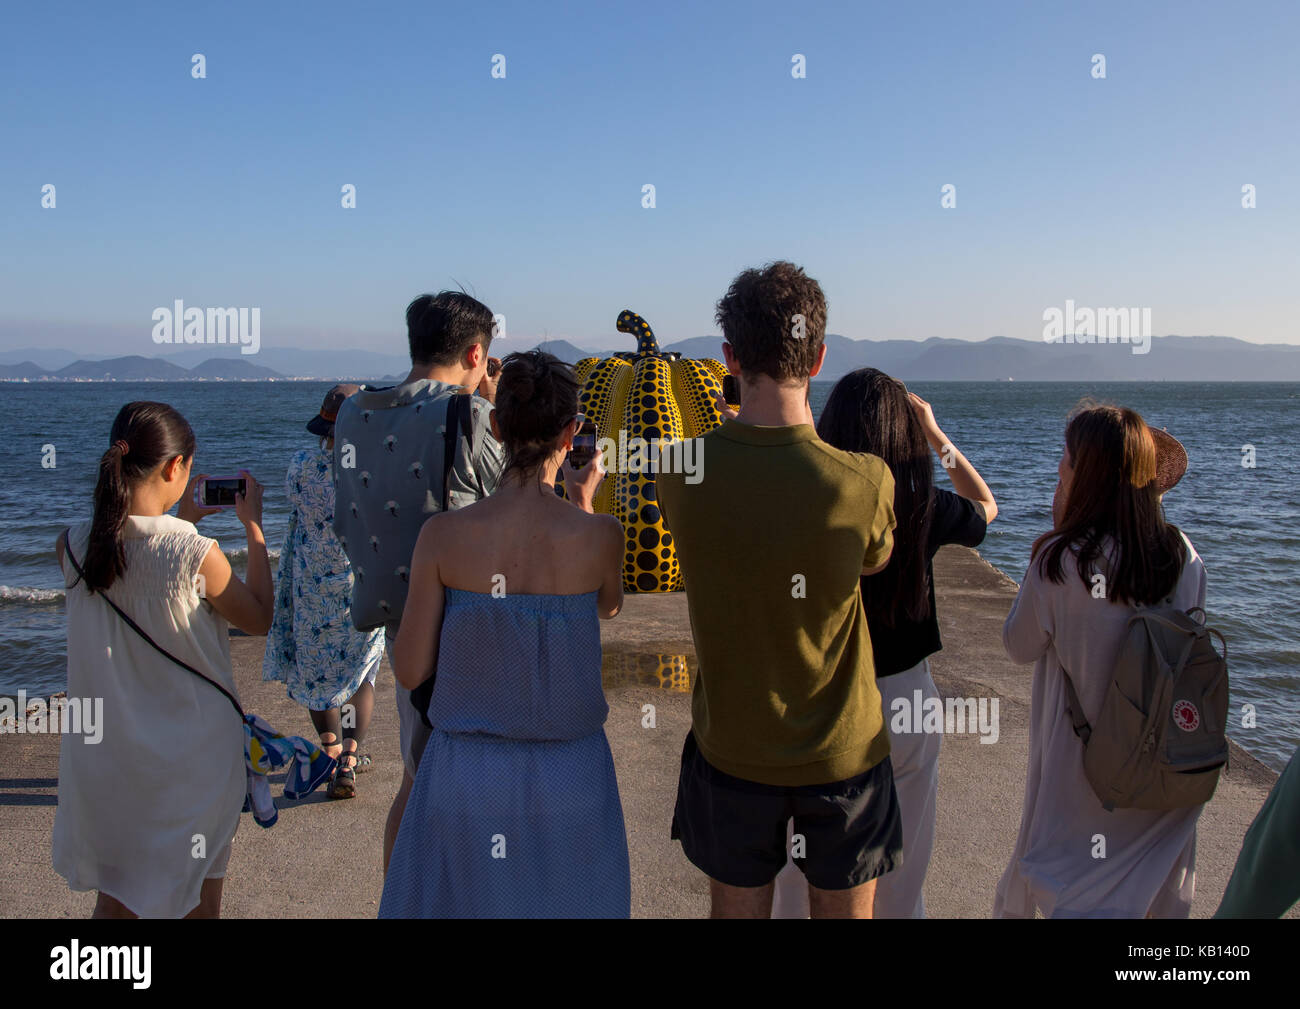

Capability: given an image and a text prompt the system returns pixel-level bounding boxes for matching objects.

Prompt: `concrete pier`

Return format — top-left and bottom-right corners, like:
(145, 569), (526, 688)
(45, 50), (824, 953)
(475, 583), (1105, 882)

(0, 547), (1289, 918)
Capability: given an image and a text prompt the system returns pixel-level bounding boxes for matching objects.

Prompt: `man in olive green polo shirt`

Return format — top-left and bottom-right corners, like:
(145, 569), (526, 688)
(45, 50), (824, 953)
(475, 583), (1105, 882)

(658, 261), (901, 919)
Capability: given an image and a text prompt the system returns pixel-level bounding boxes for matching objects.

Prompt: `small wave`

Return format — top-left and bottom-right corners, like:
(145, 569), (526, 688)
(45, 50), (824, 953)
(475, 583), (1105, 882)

(0, 585), (66, 606)
(224, 546), (282, 560)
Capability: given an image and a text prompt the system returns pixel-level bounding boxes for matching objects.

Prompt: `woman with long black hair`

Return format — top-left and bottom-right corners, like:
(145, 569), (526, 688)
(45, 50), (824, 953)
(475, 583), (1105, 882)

(54, 401), (273, 918)
(770, 368), (997, 918)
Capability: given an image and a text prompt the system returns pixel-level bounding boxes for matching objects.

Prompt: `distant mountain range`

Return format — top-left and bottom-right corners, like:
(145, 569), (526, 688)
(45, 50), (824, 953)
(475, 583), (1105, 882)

(0, 355), (285, 382)
(4, 335), (1300, 382)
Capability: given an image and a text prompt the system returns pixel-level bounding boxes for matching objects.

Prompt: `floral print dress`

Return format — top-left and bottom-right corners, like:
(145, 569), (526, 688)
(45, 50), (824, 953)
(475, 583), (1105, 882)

(263, 446), (384, 709)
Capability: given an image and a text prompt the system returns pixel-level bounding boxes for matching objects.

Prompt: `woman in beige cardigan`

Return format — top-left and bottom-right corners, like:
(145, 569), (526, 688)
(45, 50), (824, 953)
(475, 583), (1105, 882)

(996, 403), (1204, 918)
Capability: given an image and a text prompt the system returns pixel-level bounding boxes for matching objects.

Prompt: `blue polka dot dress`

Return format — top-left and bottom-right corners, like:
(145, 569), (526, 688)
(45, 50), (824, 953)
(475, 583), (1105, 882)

(379, 589), (631, 918)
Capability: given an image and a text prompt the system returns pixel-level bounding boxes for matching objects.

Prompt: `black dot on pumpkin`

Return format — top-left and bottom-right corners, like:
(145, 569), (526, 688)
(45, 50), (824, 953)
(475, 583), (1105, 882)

(641, 483), (656, 501)
(643, 410), (659, 425)
(660, 547), (671, 558)
(643, 427), (661, 440)
(640, 504), (660, 524)
(639, 528), (659, 549)
(636, 551), (657, 571)
(636, 573), (658, 591)
(641, 395), (656, 408)
(660, 561), (670, 571)
(661, 532), (671, 546)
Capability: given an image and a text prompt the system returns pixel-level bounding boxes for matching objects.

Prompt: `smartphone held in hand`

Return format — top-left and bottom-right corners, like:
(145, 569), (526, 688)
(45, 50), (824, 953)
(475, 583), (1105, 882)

(198, 476), (247, 508)
(568, 418), (598, 469)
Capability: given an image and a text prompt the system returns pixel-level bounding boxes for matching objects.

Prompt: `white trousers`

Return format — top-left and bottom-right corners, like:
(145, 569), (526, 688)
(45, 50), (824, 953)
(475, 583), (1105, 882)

(771, 658), (941, 918)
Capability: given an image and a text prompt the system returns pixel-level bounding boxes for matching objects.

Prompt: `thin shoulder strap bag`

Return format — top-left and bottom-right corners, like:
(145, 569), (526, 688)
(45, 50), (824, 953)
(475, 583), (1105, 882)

(62, 529), (246, 720)
(408, 391), (474, 729)
(441, 390), (473, 510)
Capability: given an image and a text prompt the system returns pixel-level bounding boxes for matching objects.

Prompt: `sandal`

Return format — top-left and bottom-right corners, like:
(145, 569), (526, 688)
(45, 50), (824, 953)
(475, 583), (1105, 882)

(318, 732), (344, 762)
(328, 745), (359, 800)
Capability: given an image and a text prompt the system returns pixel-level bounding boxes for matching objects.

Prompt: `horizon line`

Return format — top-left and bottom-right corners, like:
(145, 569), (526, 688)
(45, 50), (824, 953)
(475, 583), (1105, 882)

(1, 331), (1289, 363)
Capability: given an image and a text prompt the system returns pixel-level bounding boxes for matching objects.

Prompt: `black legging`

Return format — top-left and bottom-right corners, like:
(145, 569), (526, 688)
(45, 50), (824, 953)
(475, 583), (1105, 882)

(310, 680), (375, 760)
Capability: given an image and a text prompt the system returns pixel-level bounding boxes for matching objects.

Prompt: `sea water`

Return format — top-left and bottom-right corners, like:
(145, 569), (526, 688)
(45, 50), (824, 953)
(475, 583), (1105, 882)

(1, 379), (1296, 770)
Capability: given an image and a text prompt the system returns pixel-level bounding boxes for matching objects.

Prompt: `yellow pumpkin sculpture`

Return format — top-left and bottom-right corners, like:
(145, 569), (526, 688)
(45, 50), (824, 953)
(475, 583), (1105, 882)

(572, 310), (730, 591)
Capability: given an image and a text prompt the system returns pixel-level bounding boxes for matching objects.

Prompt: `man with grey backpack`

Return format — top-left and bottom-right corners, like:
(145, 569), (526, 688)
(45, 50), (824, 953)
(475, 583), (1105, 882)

(995, 405), (1223, 918)
(332, 291), (505, 871)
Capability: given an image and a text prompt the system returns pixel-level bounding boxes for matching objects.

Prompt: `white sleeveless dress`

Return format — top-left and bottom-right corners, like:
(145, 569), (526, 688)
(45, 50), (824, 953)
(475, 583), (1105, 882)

(55, 513), (245, 917)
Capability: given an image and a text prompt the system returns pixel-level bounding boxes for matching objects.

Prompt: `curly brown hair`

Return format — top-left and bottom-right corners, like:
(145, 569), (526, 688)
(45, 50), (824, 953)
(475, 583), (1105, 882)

(714, 261), (827, 382)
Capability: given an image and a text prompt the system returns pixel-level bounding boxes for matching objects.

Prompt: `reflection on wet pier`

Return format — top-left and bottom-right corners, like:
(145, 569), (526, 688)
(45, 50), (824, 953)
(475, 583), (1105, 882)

(601, 647), (692, 692)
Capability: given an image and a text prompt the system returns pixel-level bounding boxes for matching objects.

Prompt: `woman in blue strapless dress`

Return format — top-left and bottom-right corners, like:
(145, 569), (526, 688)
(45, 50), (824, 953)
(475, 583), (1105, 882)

(379, 350), (630, 918)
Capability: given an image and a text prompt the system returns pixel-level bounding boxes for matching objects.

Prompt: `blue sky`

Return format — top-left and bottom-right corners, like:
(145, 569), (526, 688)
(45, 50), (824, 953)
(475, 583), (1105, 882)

(1, 0), (1296, 357)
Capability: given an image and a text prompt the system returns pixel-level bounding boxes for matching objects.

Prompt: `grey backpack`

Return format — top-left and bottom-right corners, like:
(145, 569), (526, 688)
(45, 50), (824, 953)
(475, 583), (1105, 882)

(1063, 606), (1229, 811)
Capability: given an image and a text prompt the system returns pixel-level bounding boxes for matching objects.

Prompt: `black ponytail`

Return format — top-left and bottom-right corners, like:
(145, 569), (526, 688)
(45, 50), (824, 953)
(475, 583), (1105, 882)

(83, 402), (196, 591)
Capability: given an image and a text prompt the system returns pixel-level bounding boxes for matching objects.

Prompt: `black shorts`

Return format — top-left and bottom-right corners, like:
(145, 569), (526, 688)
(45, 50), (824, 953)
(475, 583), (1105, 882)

(670, 730), (903, 890)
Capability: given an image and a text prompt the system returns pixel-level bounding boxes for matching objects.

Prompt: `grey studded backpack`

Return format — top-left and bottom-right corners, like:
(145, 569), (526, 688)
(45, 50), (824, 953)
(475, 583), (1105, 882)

(1063, 606), (1229, 811)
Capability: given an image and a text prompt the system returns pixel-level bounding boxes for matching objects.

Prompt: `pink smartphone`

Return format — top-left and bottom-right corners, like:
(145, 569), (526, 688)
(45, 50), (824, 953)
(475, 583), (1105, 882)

(197, 475), (247, 508)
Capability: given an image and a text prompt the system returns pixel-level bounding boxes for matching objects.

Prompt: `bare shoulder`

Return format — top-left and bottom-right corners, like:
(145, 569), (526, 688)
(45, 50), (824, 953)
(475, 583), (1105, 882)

(566, 504), (617, 531)
(580, 511), (624, 557)
(417, 508), (452, 542)
(593, 512), (623, 542)
(550, 503), (616, 545)
(197, 539), (228, 571)
(438, 493), (498, 533)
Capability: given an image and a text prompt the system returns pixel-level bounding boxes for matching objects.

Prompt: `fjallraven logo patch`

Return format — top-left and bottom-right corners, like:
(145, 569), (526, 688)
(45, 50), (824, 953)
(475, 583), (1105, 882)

(1172, 699), (1200, 732)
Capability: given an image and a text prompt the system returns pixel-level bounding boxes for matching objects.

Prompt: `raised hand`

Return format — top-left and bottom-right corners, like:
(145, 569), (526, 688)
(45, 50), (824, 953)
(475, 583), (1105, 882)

(234, 470), (264, 529)
(560, 446), (607, 512)
(178, 474), (223, 524)
(711, 388), (739, 422)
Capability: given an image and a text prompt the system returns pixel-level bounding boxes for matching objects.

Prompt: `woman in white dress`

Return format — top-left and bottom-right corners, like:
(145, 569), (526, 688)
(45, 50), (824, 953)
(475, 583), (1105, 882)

(54, 401), (274, 918)
(996, 403), (1205, 918)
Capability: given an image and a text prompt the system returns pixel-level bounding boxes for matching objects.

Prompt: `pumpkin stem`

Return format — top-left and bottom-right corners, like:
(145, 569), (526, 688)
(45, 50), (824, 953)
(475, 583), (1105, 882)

(617, 310), (659, 355)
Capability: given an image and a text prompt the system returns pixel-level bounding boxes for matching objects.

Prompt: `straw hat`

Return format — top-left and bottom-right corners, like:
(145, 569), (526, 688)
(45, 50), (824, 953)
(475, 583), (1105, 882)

(1149, 426), (1187, 494)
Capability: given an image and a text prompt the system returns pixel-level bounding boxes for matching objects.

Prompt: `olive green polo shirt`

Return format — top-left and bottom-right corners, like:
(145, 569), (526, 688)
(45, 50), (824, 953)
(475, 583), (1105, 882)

(657, 420), (896, 786)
